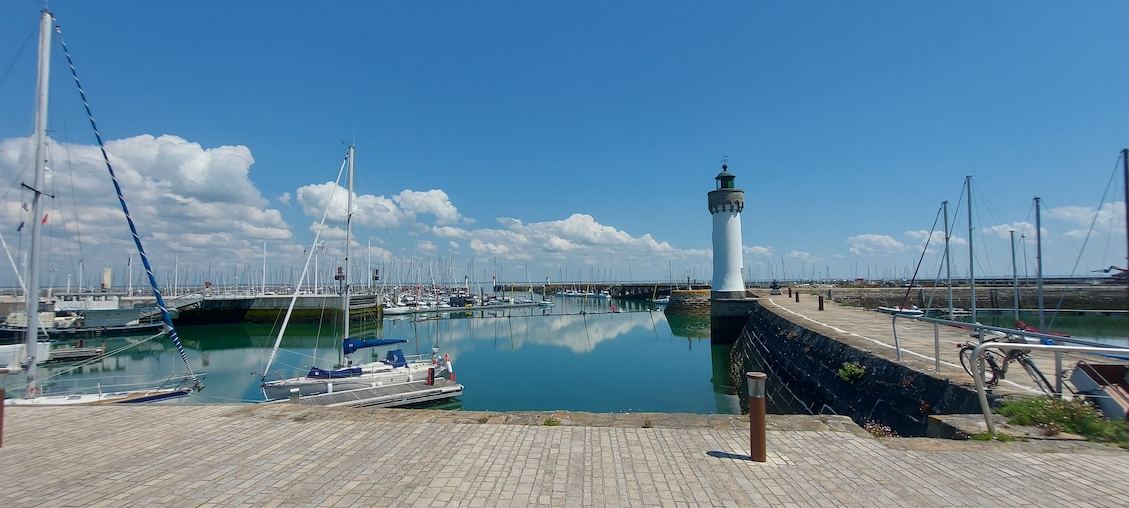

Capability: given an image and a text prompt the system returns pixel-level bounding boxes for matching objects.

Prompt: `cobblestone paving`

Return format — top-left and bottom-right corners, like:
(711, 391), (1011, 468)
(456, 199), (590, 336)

(1, 406), (1125, 507)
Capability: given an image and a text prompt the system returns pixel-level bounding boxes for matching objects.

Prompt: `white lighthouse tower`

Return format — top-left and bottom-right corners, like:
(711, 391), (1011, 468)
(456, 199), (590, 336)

(708, 161), (745, 300)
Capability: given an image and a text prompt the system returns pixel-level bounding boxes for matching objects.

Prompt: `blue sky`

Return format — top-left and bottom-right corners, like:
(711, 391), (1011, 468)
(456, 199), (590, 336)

(0, 1), (1126, 290)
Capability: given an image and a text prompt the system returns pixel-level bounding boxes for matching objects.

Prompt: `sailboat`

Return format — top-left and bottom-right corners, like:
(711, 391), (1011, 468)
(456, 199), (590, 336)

(5, 10), (205, 405)
(259, 145), (454, 401)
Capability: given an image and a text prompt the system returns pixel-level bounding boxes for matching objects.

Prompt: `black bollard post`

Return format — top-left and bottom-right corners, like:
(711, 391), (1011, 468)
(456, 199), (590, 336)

(787, 287), (792, 297)
(794, 291), (799, 303)
(818, 295), (824, 311)
(746, 372), (767, 462)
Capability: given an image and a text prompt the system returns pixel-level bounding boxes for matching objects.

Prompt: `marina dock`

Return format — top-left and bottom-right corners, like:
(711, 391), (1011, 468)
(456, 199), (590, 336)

(271, 378), (464, 408)
(0, 405), (1124, 506)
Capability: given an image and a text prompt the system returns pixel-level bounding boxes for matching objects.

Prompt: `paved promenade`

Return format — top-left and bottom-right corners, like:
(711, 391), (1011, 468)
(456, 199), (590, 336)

(1, 405), (1125, 507)
(753, 289), (1103, 396)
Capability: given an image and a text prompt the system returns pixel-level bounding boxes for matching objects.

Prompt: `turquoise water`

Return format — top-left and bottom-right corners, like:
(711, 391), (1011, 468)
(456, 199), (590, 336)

(10, 299), (1124, 412)
(5, 297), (741, 414)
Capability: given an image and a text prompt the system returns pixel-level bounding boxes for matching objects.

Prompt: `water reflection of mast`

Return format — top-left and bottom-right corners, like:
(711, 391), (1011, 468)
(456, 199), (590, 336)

(647, 308), (660, 341)
(508, 314), (514, 350)
(582, 313), (592, 348)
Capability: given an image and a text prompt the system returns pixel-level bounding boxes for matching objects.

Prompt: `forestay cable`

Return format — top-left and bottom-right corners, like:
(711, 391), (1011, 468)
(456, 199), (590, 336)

(55, 23), (202, 391)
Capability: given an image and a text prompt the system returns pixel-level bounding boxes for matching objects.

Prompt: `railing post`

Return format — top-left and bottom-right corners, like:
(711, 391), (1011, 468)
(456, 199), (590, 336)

(971, 342), (996, 438)
(933, 323), (941, 373)
(747, 372), (767, 462)
(891, 315), (902, 361)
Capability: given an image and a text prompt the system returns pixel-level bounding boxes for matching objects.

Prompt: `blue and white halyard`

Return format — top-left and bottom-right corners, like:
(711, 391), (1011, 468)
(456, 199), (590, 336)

(57, 21), (202, 394)
(9, 10), (203, 405)
(708, 162), (746, 300)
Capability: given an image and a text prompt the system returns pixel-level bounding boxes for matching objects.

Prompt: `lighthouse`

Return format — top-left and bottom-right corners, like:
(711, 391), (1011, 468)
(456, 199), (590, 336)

(708, 162), (745, 300)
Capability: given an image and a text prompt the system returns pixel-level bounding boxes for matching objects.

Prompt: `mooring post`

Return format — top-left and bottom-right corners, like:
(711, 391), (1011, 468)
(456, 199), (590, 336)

(746, 372), (767, 462)
(818, 295), (824, 311)
(289, 387), (300, 404)
(0, 388), (4, 448)
(794, 291), (799, 303)
(787, 287), (792, 297)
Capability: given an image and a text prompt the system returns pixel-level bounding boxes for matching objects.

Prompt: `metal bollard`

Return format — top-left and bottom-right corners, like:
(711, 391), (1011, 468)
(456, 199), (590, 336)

(747, 372), (767, 462)
(0, 388), (4, 448)
(794, 291), (799, 303)
(289, 387), (300, 404)
(787, 287), (792, 297)
(818, 295), (824, 311)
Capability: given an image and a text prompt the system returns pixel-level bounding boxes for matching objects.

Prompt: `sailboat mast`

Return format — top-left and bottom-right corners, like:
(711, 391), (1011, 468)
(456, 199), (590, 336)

(1010, 230), (1019, 321)
(1123, 148), (1129, 340)
(1035, 196), (1044, 330)
(23, 10), (54, 397)
(343, 145), (354, 342)
(942, 200), (953, 319)
(966, 176), (976, 323)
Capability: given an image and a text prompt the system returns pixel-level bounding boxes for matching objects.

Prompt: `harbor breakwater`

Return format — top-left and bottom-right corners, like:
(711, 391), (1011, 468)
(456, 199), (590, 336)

(728, 301), (984, 437)
(822, 285), (1127, 313)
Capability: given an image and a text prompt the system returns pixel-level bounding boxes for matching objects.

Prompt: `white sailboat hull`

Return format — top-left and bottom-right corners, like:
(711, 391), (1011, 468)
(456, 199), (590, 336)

(5, 388), (192, 405)
(262, 360), (436, 400)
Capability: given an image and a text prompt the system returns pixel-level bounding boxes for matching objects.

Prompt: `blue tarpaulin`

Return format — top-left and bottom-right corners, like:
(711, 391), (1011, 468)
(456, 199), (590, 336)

(307, 366), (363, 379)
(384, 349), (408, 368)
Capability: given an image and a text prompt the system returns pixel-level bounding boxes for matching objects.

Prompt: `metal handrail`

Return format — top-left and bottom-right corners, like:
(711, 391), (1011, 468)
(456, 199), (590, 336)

(889, 312), (1127, 378)
(969, 342), (1129, 437)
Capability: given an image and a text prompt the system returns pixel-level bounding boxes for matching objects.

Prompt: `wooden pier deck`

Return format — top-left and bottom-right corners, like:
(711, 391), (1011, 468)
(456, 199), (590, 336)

(271, 378), (463, 408)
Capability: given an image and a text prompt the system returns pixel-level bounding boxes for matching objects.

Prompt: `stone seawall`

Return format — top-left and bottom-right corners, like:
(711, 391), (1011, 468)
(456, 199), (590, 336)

(731, 301), (983, 436)
(663, 290), (711, 316)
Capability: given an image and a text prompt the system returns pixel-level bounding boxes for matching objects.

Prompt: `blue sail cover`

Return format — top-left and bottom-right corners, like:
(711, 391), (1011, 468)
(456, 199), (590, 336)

(342, 337), (408, 355)
(383, 349), (408, 368)
(307, 366), (363, 379)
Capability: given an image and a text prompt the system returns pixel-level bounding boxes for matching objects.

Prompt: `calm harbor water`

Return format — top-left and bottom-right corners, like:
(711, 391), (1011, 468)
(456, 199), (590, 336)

(5, 298), (1125, 413)
(4, 297), (742, 414)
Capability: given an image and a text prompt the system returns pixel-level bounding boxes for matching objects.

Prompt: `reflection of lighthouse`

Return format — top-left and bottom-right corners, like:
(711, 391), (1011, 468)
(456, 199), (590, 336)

(708, 162), (745, 300)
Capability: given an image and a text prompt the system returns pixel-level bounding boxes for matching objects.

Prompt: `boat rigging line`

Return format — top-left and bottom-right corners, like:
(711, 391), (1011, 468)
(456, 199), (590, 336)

(56, 23), (202, 391)
(896, 202), (943, 309)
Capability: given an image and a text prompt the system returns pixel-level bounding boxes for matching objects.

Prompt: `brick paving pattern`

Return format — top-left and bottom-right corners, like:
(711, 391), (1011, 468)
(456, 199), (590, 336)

(0, 405), (1125, 507)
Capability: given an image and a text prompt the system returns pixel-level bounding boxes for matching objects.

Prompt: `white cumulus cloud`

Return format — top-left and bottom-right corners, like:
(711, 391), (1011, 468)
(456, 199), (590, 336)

(846, 234), (906, 255)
